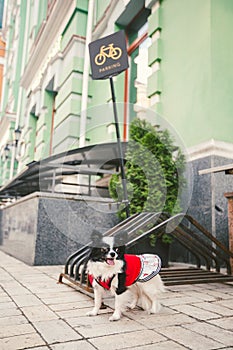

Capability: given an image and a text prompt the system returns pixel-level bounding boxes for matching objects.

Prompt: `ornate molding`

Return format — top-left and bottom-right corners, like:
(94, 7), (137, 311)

(188, 139), (233, 161)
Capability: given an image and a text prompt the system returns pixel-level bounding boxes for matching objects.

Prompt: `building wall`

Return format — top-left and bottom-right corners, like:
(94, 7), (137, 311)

(0, 0), (28, 183)
(0, 0), (133, 179)
(146, 0), (233, 252)
(1, 0), (233, 254)
(0, 35), (5, 102)
(148, 0), (233, 150)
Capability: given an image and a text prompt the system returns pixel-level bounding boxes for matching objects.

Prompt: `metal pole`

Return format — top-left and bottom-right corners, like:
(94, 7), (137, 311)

(109, 76), (130, 218)
(79, 0), (94, 148)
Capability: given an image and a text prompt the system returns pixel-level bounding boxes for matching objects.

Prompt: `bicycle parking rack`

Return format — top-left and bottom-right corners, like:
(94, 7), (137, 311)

(59, 212), (233, 292)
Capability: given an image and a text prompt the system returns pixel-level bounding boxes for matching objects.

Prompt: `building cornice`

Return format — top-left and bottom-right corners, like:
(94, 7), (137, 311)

(188, 139), (233, 161)
(21, 0), (76, 90)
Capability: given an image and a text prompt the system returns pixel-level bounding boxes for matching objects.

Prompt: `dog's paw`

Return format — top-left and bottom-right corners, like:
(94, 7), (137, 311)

(149, 301), (162, 314)
(109, 313), (121, 321)
(128, 302), (137, 309)
(86, 309), (98, 317)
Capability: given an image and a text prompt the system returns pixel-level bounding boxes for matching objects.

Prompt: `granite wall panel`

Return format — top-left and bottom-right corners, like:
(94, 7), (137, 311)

(170, 155), (233, 265)
(0, 196), (38, 265)
(0, 193), (119, 265)
(34, 196), (119, 265)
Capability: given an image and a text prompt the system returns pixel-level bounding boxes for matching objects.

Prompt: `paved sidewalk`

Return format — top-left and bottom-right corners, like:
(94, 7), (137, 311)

(0, 251), (233, 350)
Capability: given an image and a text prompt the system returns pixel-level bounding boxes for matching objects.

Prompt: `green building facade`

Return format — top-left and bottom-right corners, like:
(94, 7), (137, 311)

(1, 0), (233, 252)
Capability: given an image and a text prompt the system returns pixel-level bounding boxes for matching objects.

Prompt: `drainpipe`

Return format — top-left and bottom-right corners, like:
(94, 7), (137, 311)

(79, 0), (94, 148)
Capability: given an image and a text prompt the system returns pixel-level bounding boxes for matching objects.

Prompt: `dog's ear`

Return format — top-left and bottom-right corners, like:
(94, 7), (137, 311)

(91, 229), (102, 246)
(115, 229), (128, 246)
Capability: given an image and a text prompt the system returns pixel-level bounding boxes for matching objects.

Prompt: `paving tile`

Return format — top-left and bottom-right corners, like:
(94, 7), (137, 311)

(50, 340), (97, 350)
(24, 281), (61, 290)
(66, 313), (115, 328)
(204, 289), (233, 300)
(202, 283), (232, 291)
(183, 291), (217, 302)
(89, 329), (166, 350)
(0, 301), (16, 310)
(41, 293), (91, 305)
(0, 333), (45, 350)
(8, 269), (42, 276)
(76, 317), (146, 338)
(129, 341), (189, 350)
(126, 305), (177, 321)
(21, 305), (58, 322)
(195, 281), (225, 289)
(0, 271), (14, 283)
(171, 303), (220, 320)
(0, 295), (12, 303)
(35, 265), (63, 275)
(0, 323), (35, 339)
(11, 294), (43, 307)
(49, 300), (94, 312)
(57, 306), (112, 319)
(162, 296), (201, 306)
(33, 319), (82, 344)
(27, 289), (55, 297)
(183, 321), (233, 346)
(194, 301), (233, 316)
(208, 316), (233, 330)
(168, 285), (195, 293)
(214, 298), (233, 309)
(36, 291), (80, 299)
(0, 315), (29, 326)
(25, 283), (60, 293)
(6, 265), (34, 272)
(32, 286), (72, 295)
(130, 312), (195, 329)
(158, 325), (223, 350)
(0, 281), (31, 296)
(0, 307), (22, 317)
(15, 273), (50, 280)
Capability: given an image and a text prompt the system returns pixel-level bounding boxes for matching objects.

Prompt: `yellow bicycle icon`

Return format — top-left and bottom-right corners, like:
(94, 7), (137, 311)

(94, 43), (122, 65)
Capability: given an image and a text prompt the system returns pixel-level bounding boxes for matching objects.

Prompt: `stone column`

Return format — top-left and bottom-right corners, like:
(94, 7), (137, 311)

(224, 192), (233, 274)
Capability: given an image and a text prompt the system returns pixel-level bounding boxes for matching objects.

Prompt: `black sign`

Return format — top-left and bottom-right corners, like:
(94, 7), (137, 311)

(89, 30), (129, 80)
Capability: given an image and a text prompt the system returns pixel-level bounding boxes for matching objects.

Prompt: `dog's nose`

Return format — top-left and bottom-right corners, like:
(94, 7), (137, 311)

(110, 252), (116, 258)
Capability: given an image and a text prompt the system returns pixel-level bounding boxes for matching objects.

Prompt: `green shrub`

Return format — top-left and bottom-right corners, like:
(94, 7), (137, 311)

(109, 118), (186, 244)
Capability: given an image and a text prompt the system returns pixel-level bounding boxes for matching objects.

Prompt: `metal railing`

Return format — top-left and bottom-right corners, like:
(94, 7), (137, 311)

(59, 212), (233, 290)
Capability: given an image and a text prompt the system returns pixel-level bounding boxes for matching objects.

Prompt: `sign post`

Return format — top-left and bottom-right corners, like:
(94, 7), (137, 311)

(89, 30), (130, 217)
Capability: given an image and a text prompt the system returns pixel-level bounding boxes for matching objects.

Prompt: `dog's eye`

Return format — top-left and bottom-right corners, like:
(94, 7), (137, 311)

(101, 248), (107, 253)
(115, 248), (119, 252)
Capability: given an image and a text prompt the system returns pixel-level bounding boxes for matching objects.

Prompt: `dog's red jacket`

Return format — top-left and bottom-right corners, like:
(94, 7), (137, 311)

(88, 254), (161, 290)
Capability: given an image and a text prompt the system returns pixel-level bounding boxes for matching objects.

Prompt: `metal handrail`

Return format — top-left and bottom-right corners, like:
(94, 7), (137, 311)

(59, 211), (233, 289)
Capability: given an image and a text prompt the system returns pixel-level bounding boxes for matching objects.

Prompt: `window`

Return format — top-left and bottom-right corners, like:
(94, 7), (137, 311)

(123, 15), (151, 140)
(131, 23), (152, 108)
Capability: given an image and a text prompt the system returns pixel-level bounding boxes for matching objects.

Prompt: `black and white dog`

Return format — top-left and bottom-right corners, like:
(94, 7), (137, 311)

(86, 229), (165, 321)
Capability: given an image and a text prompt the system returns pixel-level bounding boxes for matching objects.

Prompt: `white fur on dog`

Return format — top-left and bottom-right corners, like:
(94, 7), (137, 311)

(86, 256), (165, 321)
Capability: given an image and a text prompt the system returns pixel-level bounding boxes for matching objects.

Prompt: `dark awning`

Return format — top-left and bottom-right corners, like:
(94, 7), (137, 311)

(0, 142), (127, 200)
